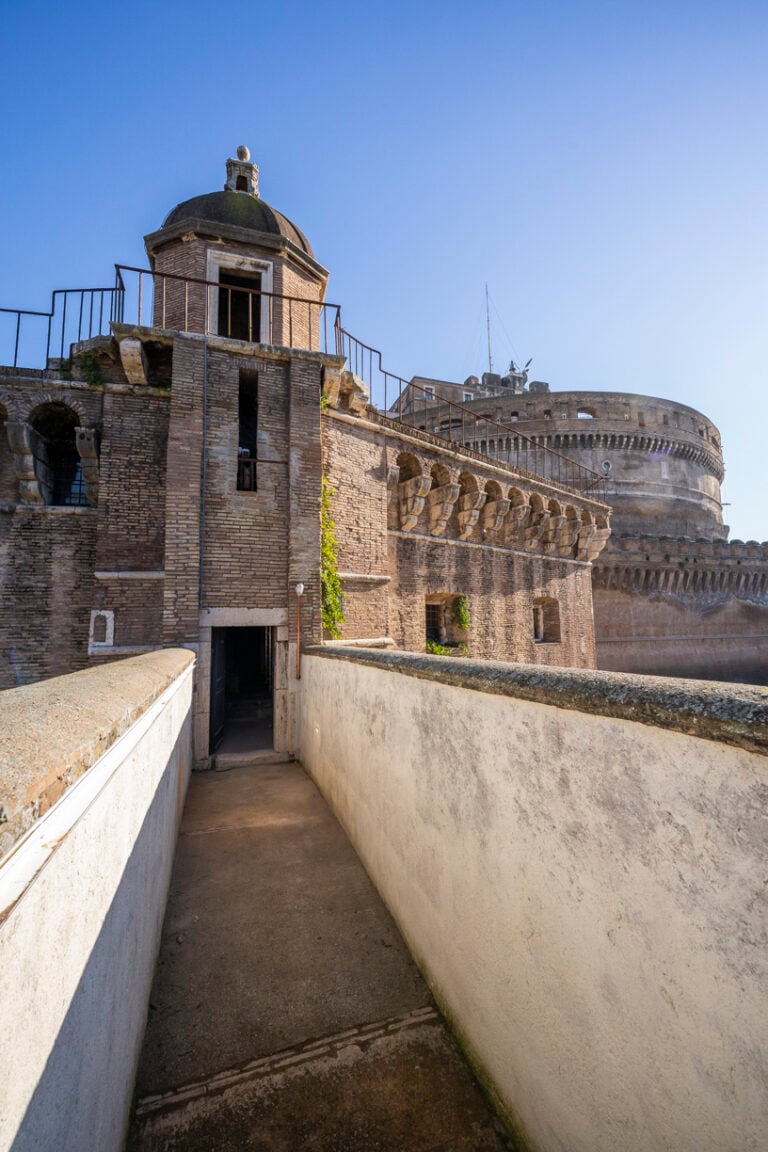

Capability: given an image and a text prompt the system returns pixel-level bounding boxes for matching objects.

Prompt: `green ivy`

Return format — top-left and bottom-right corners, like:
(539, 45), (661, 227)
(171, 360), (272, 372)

(78, 353), (104, 387)
(426, 640), (453, 656)
(321, 477), (345, 638)
(453, 595), (470, 631)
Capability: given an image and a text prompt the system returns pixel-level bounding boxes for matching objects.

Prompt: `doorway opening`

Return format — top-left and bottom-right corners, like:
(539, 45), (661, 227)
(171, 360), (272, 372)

(209, 626), (274, 753)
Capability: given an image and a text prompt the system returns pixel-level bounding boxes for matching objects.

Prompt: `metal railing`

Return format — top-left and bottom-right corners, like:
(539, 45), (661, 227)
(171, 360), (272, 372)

(1, 266), (606, 500)
(113, 265), (342, 356)
(337, 326), (607, 501)
(0, 285), (123, 371)
(236, 458), (258, 491)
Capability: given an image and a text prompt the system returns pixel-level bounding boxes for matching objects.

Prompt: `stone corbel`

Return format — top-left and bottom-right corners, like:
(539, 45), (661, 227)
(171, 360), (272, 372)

(76, 427), (100, 506)
(576, 522), (597, 561)
(322, 365), (342, 409)
(339, 371), (370, 417)
(541, 513), (566, 554)
(504, 502), (530, 546)
(386, 464), (400, 506)
(481, 498), (511, 541)
(556, 518), (581, 558)
(398, 475), (431, 531)
(428, 483), (460, 536)
(5, 421), (43, 505)
(118, 338), (149, 386)
(524, 510), (550, 551)
(585, 524), (611, 562)
(457, 491), (487, 540)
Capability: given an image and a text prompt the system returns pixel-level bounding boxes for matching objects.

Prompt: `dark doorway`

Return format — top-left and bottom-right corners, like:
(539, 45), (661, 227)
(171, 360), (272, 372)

(209, 627), (274, 754)
(218, 270), (261, 342)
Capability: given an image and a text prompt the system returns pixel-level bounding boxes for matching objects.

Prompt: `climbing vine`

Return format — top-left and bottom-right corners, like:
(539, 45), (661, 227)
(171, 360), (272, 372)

(453, 595), (470, 632)
(321, 477), (345, 638)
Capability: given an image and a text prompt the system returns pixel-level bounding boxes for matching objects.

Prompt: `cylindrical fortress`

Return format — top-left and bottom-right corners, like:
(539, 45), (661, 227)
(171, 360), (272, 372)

(454, 389), (726, 541)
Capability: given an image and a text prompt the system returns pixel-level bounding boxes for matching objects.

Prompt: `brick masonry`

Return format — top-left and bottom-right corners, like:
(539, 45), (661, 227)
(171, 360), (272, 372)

(322, 412), (602, 667)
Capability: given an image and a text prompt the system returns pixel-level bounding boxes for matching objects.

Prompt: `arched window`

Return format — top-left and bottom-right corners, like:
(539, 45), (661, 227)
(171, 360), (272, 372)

(29, 402), (90, 506)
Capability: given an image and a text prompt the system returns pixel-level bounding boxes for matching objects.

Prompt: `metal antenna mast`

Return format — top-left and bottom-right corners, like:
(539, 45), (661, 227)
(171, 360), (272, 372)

(485, 283), (493, 374)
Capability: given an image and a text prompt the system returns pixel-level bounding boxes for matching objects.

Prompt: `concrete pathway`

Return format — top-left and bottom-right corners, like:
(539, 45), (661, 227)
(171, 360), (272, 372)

(127, 761), (514, 1151)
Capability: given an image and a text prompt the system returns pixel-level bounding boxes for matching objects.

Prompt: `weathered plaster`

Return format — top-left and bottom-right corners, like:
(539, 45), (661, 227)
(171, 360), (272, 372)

(299, 650), (768, 1152)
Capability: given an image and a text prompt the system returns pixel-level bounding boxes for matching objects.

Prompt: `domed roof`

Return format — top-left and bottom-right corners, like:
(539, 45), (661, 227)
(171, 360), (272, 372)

(161, 190), (314, 257)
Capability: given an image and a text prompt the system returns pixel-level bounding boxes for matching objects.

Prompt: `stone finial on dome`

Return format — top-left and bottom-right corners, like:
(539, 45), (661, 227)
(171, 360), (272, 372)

(225, 146), (259, 196)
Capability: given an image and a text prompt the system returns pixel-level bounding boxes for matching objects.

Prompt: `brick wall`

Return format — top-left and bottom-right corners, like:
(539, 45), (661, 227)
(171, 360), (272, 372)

(388, 534), (594, 666)
(201, 350), (290, 608)
(0, 508), (96, 687)
(151, 235), (326, 351)
(287, 357), (323, 646)
(322, 411), (599, 665)
(162, 337), (205, 644)
(94, 392), (169, 572)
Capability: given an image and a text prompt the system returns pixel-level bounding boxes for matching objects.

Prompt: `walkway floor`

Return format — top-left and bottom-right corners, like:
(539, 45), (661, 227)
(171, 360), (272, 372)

(127, 761), (514, 1151)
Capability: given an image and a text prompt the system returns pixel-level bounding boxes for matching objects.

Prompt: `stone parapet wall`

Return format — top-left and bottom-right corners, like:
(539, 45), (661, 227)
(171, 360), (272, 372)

(0, 650), (194, 1152)
(300, 648), (768, 1152)
(0, 648), (194, 860)
(594, 534), (768, 607)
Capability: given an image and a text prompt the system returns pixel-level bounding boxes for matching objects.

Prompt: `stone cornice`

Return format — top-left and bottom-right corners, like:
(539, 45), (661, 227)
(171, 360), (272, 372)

(144, 219), (329, 281)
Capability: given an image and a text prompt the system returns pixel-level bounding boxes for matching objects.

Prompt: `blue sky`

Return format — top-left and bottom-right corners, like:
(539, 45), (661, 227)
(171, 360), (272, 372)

(1, 0), (766, 539)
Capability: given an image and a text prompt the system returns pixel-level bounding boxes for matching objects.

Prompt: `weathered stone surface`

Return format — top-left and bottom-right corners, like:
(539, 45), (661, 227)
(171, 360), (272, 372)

(118, 337), (150, 386)
(0, 649), (195, 859)
(306, 645), (768, 756)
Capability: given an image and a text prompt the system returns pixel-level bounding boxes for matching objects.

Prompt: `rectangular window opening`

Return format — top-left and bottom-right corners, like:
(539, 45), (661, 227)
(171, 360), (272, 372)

(237, 370), (259, 491)
(425, 602), (442, 643)
(218, 270), (262, 342)
(533, 597), (561, 644)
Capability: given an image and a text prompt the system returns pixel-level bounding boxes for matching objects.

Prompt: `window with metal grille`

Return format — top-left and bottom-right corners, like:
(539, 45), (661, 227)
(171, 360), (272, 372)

(30, 402), (91, 507)
(425, 602), (442, 642)
(218, 270), (261, 342)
